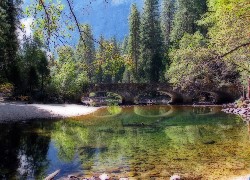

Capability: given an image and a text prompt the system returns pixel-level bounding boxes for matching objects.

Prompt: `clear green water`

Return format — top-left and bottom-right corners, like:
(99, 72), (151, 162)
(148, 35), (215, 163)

(1, 106), (250, 179)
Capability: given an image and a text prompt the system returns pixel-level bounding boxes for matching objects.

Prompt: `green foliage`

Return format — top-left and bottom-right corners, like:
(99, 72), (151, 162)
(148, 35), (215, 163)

(0, 0), (248, 102)
(0, 83), (14, 96)
(52, 121), (89, 161)
(128, 4), (140, 81)
(94, 38), (124, 83)
(198, 0), (250, 84)
(161, 0), (175, 47)
(0, 0), (20, 85)
(25, 0), (66, 46)
(76, 24), (95, 82)
(167, 32), (239, 92)
(107, 105), (122, 115)
(139, 0), (164, 83)
(170, 0), (207, 44)
(18, 38), (50, 96)
(167, 0), (249, 92)
(50, 46), (89, 102)
(93, 35), (105, 83)
(106, 92), (123, 106)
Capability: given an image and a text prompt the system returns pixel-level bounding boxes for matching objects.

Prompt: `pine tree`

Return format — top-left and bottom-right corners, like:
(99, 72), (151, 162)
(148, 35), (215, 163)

(111, 37), (124, 83)
(139, 0), (163, 83)
(0, 0), (19, 84)
(20, 38), (50, 95)
(122, 36), (129, 55)
(170, 0), (207, 44)
(128, 4), (140, 81)
(94, 35), (105, 83)
(76, 24), (95, 82)
(161, 0), (175, 47)
(122, 36), (132, 83)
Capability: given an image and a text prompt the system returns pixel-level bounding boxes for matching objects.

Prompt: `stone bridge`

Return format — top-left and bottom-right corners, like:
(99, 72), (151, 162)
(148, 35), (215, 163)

(82, 83), (241, 104)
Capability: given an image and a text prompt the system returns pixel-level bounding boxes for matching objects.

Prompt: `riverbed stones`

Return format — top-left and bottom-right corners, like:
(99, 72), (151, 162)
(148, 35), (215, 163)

(99, 173), (110, 180)
(203, 140), (216, 145)
(222, 100), (250, 121)
(170, 174), (180, 180)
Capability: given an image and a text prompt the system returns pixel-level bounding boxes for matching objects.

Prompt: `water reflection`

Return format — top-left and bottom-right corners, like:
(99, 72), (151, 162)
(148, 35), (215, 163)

(192, 106), (221, 116)
(92, 106), (123, 118)
(1, 106), (250, 179)
(0, 122), (51, 179)
(134, 105), (174, 118)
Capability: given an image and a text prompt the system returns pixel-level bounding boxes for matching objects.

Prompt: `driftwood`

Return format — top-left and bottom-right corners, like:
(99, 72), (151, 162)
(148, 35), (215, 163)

(44, 170), (60, 180)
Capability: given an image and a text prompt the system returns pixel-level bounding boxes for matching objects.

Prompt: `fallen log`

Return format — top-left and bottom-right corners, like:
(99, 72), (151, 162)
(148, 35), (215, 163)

(44, 170), (60, 180)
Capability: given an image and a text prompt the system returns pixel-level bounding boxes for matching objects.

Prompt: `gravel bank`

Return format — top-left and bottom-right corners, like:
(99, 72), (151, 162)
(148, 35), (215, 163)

(0, 102), (99, 122)
(222, 99), (250, 121)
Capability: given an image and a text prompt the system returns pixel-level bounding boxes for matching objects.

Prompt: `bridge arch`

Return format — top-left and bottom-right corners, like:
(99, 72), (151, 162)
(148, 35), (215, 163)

(194, 91), (234, 104)
(82, 83), (239, 105)
(133, 105), (174, 118)
(92, 106), (123, 118)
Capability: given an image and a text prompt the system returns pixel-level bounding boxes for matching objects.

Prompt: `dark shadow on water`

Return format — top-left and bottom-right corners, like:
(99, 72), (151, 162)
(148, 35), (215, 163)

(0, 121), (53, 179)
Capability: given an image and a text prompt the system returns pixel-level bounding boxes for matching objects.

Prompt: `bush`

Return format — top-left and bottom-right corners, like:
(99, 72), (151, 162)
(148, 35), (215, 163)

(0, 83), (14, 96)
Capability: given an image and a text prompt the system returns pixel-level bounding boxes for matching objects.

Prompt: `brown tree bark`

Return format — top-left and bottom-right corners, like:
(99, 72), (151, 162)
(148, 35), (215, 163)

(248, 78), (250, 99)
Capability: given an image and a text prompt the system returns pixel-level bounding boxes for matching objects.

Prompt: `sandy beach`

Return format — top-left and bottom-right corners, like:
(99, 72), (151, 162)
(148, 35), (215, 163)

(0, 102), (99, 122)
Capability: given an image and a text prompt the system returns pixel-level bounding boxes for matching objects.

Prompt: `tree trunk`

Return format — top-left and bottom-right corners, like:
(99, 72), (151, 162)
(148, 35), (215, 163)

(248, 78), (250, 99)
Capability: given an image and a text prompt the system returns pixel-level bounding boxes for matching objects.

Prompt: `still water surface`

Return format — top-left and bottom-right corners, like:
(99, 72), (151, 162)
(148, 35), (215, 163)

(1, 106), (250, 179)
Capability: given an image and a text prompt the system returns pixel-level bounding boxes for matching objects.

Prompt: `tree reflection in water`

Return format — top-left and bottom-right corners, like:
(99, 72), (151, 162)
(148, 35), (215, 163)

(1, 106), (250, 179)
(0, 122), (51, 179)
(48, 106), (250, 179)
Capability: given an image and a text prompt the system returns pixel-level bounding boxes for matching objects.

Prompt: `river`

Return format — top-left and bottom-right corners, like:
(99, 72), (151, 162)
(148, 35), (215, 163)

(0, 105), (250, 179)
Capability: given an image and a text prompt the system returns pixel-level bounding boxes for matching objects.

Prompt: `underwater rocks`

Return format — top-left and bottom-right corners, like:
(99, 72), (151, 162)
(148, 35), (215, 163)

(62, 174), (128, 180)
(203, 140), (216, 145)
(222, 100), (250, 120)
(62, 173), (182, 180)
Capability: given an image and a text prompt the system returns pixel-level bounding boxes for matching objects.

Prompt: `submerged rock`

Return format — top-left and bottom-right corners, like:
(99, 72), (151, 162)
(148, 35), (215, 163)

(99, 173), (110, 180)
(203, 140), (216, 145)
(170, 174), (181, 180)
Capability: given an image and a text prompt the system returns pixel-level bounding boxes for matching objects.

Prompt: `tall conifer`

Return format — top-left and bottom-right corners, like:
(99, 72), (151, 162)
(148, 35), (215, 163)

(0, 0), (19, 84)
(128, 4), (140, 81)
(94, 35), (105, 83)
(161, 0), (175, 47)
(76, 24), (95, 81)
(139, 0), (163, 83)
(170, 0), (207, 44)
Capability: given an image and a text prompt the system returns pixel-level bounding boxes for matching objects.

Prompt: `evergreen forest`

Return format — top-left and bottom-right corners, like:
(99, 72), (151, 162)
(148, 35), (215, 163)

(0, 0), (249, 102)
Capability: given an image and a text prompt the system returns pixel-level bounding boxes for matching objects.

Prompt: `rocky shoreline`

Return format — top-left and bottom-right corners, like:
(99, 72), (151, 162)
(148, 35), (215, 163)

(222, 99), (250, 121)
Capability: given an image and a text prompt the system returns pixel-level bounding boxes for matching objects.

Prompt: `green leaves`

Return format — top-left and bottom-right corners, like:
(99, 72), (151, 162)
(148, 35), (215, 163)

(128, 4), (140, 82)
(0, 0), (19, 84)
(170, 0), (207, 44)
(97, 41), (123, 77)
(199, 0), (250, 82)
(51, 46), (89, 101)
(167, 31), (239, 92)
(25, 0), (67, 46)
(139, 0), (163, 83)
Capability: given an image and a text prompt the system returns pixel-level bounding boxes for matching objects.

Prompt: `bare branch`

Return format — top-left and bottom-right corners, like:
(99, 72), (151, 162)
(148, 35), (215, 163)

(212, 42), (250, 73)
(66, 0), (85, 45)
(38, 0), (51, 43)
(65, 0), (101, 46)
(216, 42), (250, 60)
